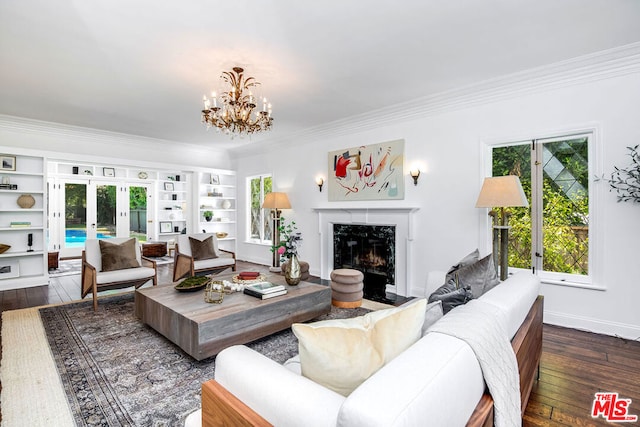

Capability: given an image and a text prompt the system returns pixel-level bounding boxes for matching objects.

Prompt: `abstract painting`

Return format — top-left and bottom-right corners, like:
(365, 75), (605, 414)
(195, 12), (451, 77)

(328, 139), (405, 201)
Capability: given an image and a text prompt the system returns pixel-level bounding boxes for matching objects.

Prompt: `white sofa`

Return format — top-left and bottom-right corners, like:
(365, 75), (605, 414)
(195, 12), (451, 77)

(187, 272), (542, 427)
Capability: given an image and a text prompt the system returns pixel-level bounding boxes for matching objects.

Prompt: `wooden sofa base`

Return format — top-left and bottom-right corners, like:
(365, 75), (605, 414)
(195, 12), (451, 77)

(200, 296), (544, 427)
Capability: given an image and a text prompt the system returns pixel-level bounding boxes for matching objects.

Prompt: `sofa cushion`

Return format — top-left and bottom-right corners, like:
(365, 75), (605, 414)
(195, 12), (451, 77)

(446, 248), (479, 277)
(99, 238), (140, 272)
(453, 253), (500, 298)
(402, 298), (444, 336)
(479, 271), (540, 339)
(189, 236), (217, 260)
(292, 299), (426, 396)
(428, 278), (472, 314)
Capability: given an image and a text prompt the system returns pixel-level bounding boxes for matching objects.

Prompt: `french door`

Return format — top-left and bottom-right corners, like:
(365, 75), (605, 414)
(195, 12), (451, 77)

(49, 179), (151, 257)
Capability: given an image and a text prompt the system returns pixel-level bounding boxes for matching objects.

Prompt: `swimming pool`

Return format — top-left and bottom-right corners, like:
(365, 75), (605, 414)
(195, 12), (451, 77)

(65, 229), (113, 247)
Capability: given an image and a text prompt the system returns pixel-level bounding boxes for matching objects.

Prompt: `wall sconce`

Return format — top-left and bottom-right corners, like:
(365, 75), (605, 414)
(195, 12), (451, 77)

(410, 169), (421, 186)
(316, 177), (324, 192)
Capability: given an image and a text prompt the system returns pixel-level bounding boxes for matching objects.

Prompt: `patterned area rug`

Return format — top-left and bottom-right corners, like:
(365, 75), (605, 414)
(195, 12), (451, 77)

(39, 294), (369, 426)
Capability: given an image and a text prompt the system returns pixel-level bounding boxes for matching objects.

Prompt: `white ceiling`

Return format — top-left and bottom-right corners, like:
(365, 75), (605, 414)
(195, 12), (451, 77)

(2, 0), (640, 150)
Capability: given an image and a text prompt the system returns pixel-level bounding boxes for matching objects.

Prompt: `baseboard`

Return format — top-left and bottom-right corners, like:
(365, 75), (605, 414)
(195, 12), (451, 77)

(544, 309), (640, 341)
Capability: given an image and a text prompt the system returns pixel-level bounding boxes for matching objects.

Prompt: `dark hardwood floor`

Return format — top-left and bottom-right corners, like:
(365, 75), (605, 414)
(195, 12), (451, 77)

(1, 260), (639, 426)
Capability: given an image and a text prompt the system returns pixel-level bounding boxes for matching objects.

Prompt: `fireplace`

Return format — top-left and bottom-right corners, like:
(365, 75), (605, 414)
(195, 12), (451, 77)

(314, 207), (418, 298)
(333, 224), (395, 301)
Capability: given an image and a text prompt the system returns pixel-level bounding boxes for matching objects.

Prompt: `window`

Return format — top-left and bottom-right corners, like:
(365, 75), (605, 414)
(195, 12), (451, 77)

(247, 174), (272, 243)
(491, 133), (591, 284)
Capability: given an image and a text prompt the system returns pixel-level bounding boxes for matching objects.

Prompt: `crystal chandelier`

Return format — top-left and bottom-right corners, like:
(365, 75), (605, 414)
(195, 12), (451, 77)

(201, 67), (273, 137)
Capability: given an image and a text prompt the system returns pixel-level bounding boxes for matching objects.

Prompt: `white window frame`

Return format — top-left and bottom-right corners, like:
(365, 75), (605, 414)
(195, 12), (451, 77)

(245, 173), (272, 245)
(482, 126), (604, 290)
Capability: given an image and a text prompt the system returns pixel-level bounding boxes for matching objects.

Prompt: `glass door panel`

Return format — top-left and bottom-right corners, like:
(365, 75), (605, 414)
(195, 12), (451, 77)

(64, 182), (88, 250)
(128, 185), (148, 242)
(96, 184), (117, 240)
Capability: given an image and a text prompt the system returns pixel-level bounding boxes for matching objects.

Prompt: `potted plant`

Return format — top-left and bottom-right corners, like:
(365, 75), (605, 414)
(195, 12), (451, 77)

(203, 211), (213, 222)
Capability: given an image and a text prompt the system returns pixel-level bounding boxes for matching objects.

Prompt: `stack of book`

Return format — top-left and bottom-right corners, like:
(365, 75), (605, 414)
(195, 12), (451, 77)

(10, 221), (31, 228)
(243, 282), (287, 300)
(0, 184), (18, 190)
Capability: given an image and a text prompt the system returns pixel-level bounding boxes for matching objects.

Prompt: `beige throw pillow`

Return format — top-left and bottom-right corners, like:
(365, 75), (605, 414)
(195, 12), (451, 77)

(292, 298), (426, 396)
(99, 238), (140, 272)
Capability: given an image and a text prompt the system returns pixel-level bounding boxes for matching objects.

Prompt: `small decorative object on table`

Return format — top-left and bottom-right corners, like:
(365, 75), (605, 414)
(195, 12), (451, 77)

(174, 275), (209, 292)
(232, 272), (266, 284)
(284, 254), (302, 285)
(204, 280), (225, 304)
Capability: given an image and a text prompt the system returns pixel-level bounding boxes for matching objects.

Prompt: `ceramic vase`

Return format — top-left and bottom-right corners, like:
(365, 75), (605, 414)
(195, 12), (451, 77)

(285, 254), (302, 285)
(17, 194), (35, 209)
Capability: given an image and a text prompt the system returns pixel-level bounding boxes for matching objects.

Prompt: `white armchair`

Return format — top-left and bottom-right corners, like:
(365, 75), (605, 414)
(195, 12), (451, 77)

(172, 233), (236, 282)
(81, 237), (157, 311)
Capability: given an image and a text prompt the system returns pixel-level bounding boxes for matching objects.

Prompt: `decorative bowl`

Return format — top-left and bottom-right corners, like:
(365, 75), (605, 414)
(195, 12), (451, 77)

(0, 244), (10, 254)
(216, 232), (228, 239)
(174, 275), (209, 292)
(232, 274), (266, 284)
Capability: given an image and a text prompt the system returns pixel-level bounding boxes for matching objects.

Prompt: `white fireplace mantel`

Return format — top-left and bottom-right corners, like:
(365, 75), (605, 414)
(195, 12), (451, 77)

(314, 207), (420, 297)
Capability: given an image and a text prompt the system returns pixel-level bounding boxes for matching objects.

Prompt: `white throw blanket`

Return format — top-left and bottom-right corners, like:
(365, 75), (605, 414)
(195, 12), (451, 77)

(428, 299), (521, 427)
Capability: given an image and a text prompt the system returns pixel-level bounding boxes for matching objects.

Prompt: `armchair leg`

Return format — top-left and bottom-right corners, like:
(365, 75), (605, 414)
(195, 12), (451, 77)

(92, 282), (98, 311)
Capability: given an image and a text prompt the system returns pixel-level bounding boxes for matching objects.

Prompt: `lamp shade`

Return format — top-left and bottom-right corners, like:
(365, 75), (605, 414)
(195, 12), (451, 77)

(262, 192), (291, 209)
(475, 176), (529, 208)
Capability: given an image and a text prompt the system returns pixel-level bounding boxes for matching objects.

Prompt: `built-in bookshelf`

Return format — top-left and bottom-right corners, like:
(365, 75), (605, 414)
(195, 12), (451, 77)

(154, 171), (190, 244)
(197, 170), (236, 253)
(0, 152), (48, 290)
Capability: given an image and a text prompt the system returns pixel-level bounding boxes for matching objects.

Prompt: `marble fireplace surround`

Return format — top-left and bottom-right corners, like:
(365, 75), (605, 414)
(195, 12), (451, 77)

(314, 207), (419, 297)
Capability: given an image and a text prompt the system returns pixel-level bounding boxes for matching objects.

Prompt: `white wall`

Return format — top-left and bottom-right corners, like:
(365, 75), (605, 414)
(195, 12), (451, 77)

(0, 116), (232, 170)
(232, 71), (640, 339)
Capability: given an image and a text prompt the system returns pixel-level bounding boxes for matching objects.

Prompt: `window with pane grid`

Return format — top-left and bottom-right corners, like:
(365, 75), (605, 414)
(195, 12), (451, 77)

(491, 134), (590, 282)
(247, 174), (272, 243)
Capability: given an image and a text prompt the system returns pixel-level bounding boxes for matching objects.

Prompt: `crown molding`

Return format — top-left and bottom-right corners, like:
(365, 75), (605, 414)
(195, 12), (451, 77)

(231, 42), (640, 157)
(0, 114), (226, 155)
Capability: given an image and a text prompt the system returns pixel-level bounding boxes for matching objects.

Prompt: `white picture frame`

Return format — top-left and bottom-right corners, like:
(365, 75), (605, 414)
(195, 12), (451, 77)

(103, 167), (115, 177)
(210, 174), (220, 185)
(0, 155), (16, 171)
(159, 221), (173, 233)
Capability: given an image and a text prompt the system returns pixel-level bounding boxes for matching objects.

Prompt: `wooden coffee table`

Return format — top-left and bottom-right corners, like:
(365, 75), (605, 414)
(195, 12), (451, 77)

(134, 273), (331, 360)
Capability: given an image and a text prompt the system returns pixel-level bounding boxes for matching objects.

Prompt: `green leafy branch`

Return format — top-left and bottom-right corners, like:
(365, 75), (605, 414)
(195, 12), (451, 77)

(598, 145), (640, 203)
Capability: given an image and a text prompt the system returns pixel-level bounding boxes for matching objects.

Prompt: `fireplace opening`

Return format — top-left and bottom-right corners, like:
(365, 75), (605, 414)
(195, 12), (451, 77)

(333, 224), (395, 302)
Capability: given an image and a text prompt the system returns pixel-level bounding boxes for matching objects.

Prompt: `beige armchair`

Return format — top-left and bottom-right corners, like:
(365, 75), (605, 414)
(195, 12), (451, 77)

(173, 233), (236, 282)
(81, 237), (157, 311)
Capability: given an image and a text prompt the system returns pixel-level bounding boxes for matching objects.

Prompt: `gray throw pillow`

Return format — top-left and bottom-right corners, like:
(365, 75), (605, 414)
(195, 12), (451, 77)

(428, 278), (472, 314)
(454, 253), (500, 298)
(99, 238), (140, 272)
(422, 300), (444, 335)
(189, 236), (217, 261)
(446, 248), (480, 278)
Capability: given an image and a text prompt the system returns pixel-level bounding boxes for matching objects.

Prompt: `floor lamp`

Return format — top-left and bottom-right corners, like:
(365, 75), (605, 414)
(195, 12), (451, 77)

(262, 192), (291, 272)
(475, 176), (528, 280)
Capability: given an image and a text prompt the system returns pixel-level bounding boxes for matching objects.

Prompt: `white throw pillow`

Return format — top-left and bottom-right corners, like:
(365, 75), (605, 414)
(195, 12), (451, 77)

(292, 299), (427, 396)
